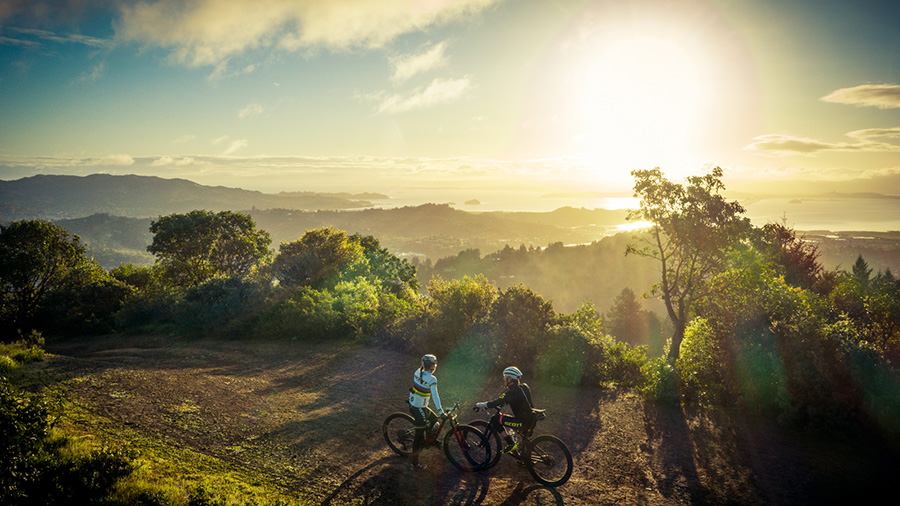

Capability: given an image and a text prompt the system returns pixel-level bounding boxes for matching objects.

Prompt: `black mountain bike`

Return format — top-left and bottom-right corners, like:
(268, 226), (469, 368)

(470, 406), (573, 487)
(382, 402), (490, 471)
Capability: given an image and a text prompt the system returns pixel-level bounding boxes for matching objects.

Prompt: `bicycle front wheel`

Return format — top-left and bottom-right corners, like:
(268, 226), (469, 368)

(526, 435), (573, 487)
(468, 419), (502, 469)
(383, 412), (417, 456)
(443, 424), (490, 471)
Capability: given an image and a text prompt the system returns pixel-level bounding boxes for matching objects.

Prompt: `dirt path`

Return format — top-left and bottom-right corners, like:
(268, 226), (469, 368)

(41, 336), (897, 505)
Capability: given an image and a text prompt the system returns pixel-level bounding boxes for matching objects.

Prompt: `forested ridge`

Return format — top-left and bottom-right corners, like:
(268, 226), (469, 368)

(2, 169), (900, 505)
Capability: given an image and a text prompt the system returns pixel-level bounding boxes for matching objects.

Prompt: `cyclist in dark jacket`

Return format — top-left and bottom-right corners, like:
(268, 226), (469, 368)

(475, 366), (534, 454)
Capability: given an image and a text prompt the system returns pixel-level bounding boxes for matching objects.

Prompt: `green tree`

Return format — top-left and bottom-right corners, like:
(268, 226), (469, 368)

(605, 288), (646, 343)
(851, 254), (873, 287)
(350, 233), (419, 294)
(147, 210), (272, 288)
(0, 220), (94, 338)
(754, 222), (825, 291)
(491, 284), (556, 370)
(627, 167), (751, 361)
(272, 227), (363, 289)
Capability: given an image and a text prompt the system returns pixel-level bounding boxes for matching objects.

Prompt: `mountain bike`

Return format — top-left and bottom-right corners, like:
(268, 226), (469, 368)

(470, 406), (573, 487)
(382, 401), (490, 471)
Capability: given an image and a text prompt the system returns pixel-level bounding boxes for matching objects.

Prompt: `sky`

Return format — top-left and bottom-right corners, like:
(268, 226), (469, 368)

(1, 0), (899, 201)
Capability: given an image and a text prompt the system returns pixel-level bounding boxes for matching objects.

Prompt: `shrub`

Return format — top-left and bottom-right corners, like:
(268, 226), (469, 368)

(641, 355), (680, 405)
(677, 318), (730, 405)
(535, 325), (588, 386)
(174, 276), (271, 338)
(1, 377), (139, 505)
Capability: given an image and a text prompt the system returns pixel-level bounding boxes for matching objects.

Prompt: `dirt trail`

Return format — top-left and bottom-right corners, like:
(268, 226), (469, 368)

(43, 336), (897, 505)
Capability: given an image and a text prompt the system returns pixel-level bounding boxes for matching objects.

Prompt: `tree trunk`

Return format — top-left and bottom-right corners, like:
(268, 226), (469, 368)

(667, 320), (686, 363)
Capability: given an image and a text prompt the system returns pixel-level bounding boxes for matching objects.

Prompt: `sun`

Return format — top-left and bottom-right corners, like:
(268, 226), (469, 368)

(569, 34), (710, 175)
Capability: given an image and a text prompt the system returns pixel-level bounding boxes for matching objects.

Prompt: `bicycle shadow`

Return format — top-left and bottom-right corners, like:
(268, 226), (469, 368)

(495, 482), (564, 506)
(318, 455), (490, 506)
(318, 455), (565, 506)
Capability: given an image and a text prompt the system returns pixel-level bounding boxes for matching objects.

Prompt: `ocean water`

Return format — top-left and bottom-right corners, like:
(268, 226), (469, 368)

(741, 198), (900, 232)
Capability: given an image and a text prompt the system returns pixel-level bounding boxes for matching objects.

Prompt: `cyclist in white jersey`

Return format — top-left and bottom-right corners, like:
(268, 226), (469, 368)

(408, 353), (445, 470)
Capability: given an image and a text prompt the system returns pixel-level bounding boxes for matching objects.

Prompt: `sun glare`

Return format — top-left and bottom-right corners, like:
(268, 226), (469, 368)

(571, 35), (708, 174)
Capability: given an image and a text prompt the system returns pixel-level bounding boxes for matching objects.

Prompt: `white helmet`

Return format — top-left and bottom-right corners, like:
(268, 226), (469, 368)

(503, 366), (523, 379)
(422, 354), (437, 368)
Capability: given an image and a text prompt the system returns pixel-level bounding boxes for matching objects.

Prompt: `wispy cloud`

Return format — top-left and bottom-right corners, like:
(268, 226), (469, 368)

(173, 134), (197, 144)
(223, 139), (249, 155)
(238, 103), (263, 119)
(390, 41), (448, 83)
(821, 84), (900, 109)
(115, 0), (502, 68)
(745, 132), (900, 156)
(75, 61), (106, 83)
(846, 127), (900, 140)
(5, 27), (112, 49)
(372, 76), (472, 114)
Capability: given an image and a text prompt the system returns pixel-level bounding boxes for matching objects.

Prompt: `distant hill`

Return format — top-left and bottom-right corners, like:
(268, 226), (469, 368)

(47, 204), (631, 268)
(0, 174), (377, 221)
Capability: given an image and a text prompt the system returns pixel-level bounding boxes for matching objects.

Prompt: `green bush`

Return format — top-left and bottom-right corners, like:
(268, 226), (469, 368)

(174, 276), (271, 338)
(641, 355), (680, 406)
(592, 334), (647, 388)
(677, 318), (729, 405)
(0, 377), (139, 505)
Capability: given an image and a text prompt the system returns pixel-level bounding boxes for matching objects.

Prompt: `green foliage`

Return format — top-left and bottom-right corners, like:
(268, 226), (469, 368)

(413, 275), (497, 355)
(349, 233), (419, 294)
(0, 220), (95, 339)
(39, 269), (135, 336)
(174, 276), (272, 338)
(1, 377), (138, 505)
(627, 167), (752, 361)
(535, 325), (588, 386)
(271, 227), (362, 289)
(148, 210), (272, 288)
(753, 223), (825, 291)
(641, 355), (680, 406)
(0, 335), (46, 373)
(676, 318), (729, 405)
(605, 287), (666, 355)
(255, 286), (341, 340)
(491, 284), (555, 371)
(114, 289), (181, 334)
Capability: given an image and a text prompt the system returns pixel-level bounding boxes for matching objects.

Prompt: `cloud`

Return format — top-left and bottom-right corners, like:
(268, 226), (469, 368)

(390, 41), (448, 83)
(94, 154), (135, 166)
(114, 0), (502, 68)
(5, 26), (112, 49)
(745, 133), (900, 156)
(847, 127), (900, 140)
(238, 103), (263, 119)
(223, 139), (249, 155)
(821, 84), (900, 109)
(173, 134), (196, 144)
(373, 76), (472, 114)
(75, 61), (106, 82)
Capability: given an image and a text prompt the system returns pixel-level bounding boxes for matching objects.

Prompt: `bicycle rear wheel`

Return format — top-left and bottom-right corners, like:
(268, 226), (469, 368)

(468, 419), (502, 469)
(443, 424), (490, 471)
(383, 412), (416, 456)
(526, 435), (573, 487)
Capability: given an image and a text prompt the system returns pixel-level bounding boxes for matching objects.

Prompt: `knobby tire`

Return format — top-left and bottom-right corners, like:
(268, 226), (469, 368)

(526, 434), (573, 487)
(469, 419), (503, 470)
(382, 412), (416, 456)
(443, 424), (490, 471)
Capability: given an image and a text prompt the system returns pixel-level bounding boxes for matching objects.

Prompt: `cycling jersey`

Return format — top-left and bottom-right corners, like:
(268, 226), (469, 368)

(486, 382), (534, 421)
(408, 368), (444, 414)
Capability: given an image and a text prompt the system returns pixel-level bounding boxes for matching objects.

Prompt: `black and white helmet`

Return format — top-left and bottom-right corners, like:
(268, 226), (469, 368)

(502, 366), (523, 379)
(422, 354), (437, 368)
